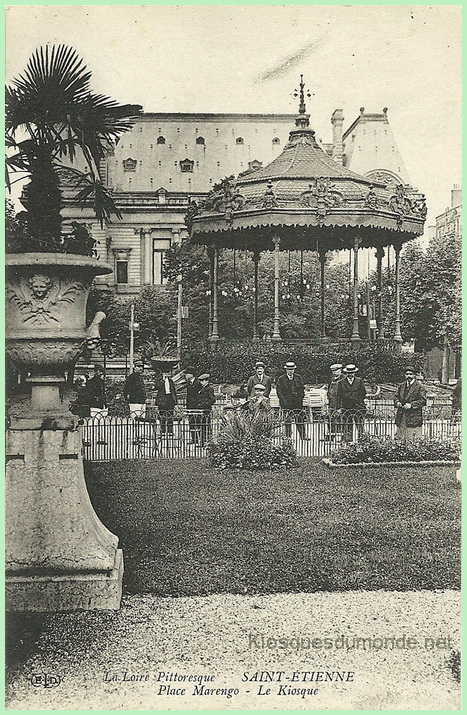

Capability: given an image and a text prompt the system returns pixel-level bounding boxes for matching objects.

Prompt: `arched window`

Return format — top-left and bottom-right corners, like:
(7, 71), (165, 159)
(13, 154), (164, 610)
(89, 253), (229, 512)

(196, 136), (205, 145)
(156, 136), (166, 144)
(272, 137), (280, 145)
(236, 137), (244, 145)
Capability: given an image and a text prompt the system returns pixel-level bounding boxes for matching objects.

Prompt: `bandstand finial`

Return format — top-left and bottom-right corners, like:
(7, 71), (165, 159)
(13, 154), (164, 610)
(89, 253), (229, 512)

(293, 74), (312, 127)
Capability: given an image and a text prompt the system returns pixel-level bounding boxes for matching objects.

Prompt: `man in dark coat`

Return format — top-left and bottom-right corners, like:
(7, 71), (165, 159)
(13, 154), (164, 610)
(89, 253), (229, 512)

(241, 383), (272, 414)
(451, 376), (462, 420)
(154, 367), (177, 436)
(326, 363), (343, 441)
(394, 365), (427, 439)
(336, 363), (366, 443)
(123, 360), (147, 417)
(86, 364), (106, 415)
(246, 361), (272, 397)
(197, 373), (216, 445)
(185, 366), (202, 444)
(69, 376), (90, 418)
(275, 361), (307, 439)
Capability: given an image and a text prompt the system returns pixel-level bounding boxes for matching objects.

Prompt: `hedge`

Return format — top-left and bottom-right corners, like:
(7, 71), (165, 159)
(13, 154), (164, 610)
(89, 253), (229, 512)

(180, 344), (426, 384)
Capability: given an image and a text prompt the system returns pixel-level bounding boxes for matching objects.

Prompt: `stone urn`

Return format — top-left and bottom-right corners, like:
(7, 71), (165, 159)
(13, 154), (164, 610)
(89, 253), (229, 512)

(5, 253), (123, 612)
(6, 253), (112, 412)
(151, 357), (179, 372)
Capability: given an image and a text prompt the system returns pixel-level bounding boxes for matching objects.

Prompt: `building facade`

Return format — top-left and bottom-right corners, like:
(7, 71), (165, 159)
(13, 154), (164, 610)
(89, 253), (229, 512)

(430, 184), (462, 242)
(61, 108), (412, 294)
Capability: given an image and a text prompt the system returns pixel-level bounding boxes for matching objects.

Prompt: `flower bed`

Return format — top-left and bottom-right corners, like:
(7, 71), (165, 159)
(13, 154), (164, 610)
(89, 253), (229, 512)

(327, 434), (460, 466)
(323, 458), (461, 469)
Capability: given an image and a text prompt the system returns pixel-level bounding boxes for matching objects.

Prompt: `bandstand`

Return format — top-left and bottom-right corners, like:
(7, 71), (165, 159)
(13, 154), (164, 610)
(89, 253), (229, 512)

(188, 77), (427, 351)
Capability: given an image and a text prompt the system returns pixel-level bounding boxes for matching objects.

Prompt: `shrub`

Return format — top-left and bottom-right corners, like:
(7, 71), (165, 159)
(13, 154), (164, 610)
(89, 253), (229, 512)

(217, 409), (278, 441)
(208, 410), (298, 470)
(209, 435), (298, 470)
(330, 434), (461, 464)
(181, 344), (426, 384)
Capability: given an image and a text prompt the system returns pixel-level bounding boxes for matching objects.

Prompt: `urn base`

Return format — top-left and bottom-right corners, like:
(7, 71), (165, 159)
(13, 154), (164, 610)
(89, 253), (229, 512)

(6, 549), (123, 612)
(6, 416), (123, 612)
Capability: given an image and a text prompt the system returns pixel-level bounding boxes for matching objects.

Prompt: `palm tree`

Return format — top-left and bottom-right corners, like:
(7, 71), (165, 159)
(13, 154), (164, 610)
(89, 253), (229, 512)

(5, 44), (141, 252)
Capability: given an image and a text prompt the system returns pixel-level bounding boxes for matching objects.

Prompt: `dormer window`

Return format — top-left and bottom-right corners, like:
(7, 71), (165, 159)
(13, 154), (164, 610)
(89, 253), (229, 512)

(155, 187), (167, 204)
(180, 158), (194, 173)
(236, 137), (244, 145)
(156, 136), (166, 144)
(123, 157), (137, 172)
(248, 159), (263, 172)
(196, 136), (205, 145)
(272, 137), (280, 145)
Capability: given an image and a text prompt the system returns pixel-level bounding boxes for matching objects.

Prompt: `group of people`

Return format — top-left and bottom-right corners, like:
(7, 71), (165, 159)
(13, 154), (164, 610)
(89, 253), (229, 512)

(123, 362), (216, 444)
(326, 362), (427, 442)
(75, 357), (435, 445)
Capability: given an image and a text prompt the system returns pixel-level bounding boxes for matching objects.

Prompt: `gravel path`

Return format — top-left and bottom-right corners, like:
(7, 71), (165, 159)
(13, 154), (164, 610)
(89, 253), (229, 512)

(7, 590), (460, 710)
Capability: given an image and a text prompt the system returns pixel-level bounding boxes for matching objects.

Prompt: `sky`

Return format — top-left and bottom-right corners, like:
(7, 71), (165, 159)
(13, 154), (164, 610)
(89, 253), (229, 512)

(5, 4), (462, 232)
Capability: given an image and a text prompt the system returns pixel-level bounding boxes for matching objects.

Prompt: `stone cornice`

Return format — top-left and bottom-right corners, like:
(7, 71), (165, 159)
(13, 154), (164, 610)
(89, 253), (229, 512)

(136, 112), (296, 122)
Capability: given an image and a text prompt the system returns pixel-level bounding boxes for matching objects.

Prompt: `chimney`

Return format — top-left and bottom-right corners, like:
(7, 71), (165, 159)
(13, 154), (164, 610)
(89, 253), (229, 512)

(451, 184), (462, 208)
(331, 109), (344, 165)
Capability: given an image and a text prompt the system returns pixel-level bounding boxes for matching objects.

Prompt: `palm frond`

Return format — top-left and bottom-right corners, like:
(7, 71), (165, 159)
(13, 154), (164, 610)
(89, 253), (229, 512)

(74, 175), (122, 226)
(6, 44), (141, 153)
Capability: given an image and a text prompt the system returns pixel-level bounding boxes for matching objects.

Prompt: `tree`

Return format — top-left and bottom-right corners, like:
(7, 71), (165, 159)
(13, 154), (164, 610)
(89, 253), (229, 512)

(6, 44), (141, 252)
(5, 199), (31, 252)
(86, 285), (177, 358)
(366, 236), (462, 353)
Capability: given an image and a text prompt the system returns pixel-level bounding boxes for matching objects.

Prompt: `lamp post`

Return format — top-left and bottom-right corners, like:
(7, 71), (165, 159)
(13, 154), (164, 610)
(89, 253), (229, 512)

(129, 303), (139, 372)
(176, 273), (183, 360)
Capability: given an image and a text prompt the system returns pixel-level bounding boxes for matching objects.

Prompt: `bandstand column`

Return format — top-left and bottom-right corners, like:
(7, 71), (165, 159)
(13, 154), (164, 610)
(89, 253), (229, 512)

(207, 246), (214, 341)
(252, 251), (260, 341)
(208, 243), (220, 349)
(319, 249), (326, 337)
(393, 242), (403, 352)
(272, 237), (282, 342)
(350, 238), (362, 350)
(376, 245), (384, 343)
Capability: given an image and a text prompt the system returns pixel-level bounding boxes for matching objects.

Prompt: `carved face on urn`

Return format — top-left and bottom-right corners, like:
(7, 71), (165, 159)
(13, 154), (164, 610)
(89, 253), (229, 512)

(27, 274), (53, 300)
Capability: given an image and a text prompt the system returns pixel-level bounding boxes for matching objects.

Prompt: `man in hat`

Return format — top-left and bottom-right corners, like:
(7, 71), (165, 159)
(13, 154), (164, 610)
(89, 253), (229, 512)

(242, 383), (271, 414)
(197, 373), (216, 445)
(185, 366), (202, 444)
(154, 366), (178, 437)
(394, 365), (427, 439)
(247, 361), (272, 398)
(326, 363), (343, 441)
(123, 360), (147, 417)
(276, 361), (307, 439)
(336, 364), (367, 442)
(86, 364), (107, 416)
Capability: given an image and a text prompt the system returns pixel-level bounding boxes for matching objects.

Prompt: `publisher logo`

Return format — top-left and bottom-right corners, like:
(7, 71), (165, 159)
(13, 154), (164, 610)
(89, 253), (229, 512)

(30, 673), (61, 688)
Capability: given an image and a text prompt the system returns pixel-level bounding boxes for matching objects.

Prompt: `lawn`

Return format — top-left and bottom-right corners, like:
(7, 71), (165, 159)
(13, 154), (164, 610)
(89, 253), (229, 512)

(85, 458), (460, 595)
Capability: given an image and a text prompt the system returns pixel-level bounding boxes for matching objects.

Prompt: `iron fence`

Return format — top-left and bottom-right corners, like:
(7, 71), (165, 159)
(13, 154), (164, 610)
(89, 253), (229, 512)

(81, 407), (460, 462)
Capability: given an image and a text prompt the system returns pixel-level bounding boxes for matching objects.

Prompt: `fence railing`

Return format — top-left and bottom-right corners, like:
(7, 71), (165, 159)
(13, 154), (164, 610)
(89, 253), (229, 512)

(81, 408), (460, 462)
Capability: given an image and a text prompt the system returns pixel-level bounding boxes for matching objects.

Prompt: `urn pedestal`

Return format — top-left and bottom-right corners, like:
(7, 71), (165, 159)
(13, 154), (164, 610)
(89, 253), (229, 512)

(6, 253), (123, 612)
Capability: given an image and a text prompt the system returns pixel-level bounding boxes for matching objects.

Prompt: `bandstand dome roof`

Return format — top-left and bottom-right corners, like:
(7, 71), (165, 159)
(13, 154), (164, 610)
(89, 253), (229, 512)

(189, 77), (427, 253)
